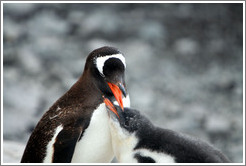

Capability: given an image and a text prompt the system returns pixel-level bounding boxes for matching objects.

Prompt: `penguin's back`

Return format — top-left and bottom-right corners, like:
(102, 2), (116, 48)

(135, 126), (230, 163)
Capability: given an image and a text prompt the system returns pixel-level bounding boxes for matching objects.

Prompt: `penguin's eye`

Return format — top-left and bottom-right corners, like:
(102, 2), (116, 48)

(123, 116), (136, 129)
(124, 120), (130, 127)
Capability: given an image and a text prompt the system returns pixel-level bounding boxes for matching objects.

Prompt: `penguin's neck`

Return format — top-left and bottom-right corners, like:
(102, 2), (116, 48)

(109, 120), (138, 163)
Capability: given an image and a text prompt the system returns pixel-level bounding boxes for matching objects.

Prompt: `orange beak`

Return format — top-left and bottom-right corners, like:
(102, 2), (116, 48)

(107, 82), (124, 110)
(103, 97), (119, 118)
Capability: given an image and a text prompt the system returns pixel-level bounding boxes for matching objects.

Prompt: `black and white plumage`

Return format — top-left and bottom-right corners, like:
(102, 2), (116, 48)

(21, 46), (130, 163)
(106, 105), (230, 163)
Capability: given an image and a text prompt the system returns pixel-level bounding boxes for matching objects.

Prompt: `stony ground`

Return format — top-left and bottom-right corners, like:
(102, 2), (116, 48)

(3, 3), (243, 163)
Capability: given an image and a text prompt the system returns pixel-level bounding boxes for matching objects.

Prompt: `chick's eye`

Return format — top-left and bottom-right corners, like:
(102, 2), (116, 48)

(124, 120), (130, 127)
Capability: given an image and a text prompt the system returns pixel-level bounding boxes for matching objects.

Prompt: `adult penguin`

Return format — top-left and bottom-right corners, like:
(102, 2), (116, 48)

(21, 46), (130, 163)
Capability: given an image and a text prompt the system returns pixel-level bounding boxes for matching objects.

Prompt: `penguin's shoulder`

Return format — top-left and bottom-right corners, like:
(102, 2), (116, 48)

(21, 103), (89, 163)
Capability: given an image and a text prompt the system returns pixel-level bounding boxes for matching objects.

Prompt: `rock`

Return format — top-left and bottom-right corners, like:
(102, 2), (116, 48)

(3, 3), (37, 17)
(174, 38), (199, 56)
(205, 115), (231, 134)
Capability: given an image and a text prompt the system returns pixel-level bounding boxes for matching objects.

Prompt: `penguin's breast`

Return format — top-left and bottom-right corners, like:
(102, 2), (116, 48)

(71, 103), (114, 163)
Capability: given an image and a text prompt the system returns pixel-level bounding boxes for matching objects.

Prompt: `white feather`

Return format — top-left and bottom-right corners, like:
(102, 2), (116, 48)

(43, 125), (63, 163)
(71, 103), (114, 163)
(123, 94), (131, 107)
(134, 149), (176, 163)
(113, 94), (131, 108)
(108, 118), (138, 163)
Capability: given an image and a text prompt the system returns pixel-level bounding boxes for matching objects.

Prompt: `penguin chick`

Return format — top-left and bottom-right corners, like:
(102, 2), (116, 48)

(105, 105), (230, 163)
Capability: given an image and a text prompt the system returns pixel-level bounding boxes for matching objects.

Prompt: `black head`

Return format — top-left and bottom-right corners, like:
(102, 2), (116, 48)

(107, 105), (152, 133)
(84, 46), (127, 109)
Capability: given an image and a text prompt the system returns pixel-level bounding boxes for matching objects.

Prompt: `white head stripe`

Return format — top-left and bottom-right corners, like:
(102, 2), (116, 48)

(96, 54), (126, 76)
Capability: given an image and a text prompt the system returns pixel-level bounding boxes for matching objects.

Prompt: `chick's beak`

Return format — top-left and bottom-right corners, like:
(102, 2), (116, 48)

(107, 82), (125, 110)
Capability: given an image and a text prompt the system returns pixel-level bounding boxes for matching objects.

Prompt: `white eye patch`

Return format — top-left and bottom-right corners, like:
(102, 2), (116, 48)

(95, 54), (126, 76)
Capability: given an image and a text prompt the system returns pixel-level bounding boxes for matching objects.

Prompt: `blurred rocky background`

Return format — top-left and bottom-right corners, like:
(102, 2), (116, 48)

(2, 3), (243, 163)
